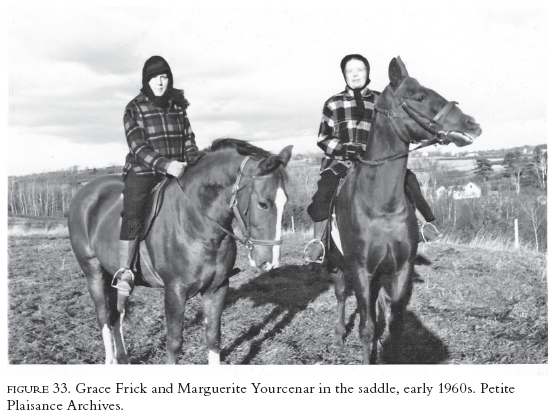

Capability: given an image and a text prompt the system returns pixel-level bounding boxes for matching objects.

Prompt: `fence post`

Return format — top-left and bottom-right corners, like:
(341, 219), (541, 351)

(514, 218), (519, 249)
(291, 216), (295, 233)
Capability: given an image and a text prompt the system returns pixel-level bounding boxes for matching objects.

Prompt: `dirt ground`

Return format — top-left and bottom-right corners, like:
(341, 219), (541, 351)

(7, 228), (547, 365)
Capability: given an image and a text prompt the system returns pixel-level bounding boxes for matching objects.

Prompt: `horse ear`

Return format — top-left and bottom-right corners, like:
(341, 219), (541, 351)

(258, 145), (293, 175)
(389, 56), (409, 90)
(277, 145), (293, 167)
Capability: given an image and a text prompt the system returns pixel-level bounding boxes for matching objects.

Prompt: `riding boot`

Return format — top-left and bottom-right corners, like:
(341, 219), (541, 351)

(112, 240), (136, 311)
(303, 220), (328, 263)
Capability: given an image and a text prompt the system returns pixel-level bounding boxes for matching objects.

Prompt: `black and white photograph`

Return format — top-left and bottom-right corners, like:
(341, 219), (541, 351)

(4, 2), (551, 415)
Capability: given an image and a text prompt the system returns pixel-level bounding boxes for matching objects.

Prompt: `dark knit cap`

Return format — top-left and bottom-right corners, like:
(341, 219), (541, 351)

(142, 56), (173, 89)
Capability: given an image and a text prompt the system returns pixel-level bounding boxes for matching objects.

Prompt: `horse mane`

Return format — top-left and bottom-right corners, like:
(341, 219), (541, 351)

(205, 138), (288, 182)
(207, 138), (272, 157)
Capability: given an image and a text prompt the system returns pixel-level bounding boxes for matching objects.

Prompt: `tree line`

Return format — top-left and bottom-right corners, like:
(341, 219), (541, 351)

(8, 166), (122, 218)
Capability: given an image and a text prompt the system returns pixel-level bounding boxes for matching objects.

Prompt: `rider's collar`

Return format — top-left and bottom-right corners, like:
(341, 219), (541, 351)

(343, 85), (374, 100)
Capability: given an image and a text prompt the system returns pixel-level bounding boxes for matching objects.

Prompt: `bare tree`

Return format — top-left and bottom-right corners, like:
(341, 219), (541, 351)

(521, 199), (547, 252)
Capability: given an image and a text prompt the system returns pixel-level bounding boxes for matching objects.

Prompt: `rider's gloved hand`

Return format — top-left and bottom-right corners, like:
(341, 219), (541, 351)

(167, 161), (187, 178)
(342, 142), (365, 160)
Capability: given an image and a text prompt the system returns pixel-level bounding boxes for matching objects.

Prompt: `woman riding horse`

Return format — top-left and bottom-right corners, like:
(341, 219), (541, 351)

(303, 54), (440, 264)
(114, 56), (203, 299)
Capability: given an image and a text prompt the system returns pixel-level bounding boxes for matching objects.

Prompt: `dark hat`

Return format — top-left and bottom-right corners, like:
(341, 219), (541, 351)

(142, 56), (173, 87)
(340, 54), (370, 75)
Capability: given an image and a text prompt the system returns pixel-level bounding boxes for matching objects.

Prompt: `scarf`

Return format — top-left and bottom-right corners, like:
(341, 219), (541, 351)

(350, 79), (370, 125)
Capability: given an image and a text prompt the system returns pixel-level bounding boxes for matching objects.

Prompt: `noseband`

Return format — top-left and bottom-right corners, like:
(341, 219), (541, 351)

(360, 83), (458, 166)
(177, 155), (282, 250)
(374, 82), (458, 148)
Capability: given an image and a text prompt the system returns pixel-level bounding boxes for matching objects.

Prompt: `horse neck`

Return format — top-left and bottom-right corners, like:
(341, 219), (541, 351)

(176, 151), (243, 227)
(358, 90), (410, 207)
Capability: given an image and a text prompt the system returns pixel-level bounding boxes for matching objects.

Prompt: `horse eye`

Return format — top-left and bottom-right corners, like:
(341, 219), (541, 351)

(416, 95), (425, 102)
(258, 202), (269, 210)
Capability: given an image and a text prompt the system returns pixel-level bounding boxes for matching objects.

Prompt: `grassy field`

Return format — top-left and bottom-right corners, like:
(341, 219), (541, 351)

(7, 221), (547, 365)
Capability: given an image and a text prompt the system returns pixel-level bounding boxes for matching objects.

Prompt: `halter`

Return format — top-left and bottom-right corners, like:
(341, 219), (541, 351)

(177, 155), (282, 250)
(362, 81), (458, 166)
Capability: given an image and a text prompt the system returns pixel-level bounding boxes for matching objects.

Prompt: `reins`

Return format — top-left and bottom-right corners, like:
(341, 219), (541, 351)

(357, 84), (458, 167)
(176, 155), (282, 250)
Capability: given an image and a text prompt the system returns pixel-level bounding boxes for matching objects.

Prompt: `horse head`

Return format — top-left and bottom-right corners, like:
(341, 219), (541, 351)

(387, 56), (482, 147)
(239, 145), (292, 272)
(208, 139), (293, 272)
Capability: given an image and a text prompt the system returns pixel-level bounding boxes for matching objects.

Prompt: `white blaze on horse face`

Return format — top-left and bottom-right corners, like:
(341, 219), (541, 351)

(271, 186), (287, 268)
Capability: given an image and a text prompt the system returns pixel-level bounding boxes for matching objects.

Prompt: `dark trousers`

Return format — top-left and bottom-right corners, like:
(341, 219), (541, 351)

(404, 169), (435, 221)
(120, 171), (164, 240)
(307, 168), (435, 223)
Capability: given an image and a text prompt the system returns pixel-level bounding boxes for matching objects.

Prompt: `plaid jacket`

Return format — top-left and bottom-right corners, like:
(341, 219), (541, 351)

(317, 86), (380, 174)
(123, 90), (197, 177)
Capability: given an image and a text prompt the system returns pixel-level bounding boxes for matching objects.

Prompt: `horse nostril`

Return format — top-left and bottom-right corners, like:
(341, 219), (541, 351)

(467, 116), (478, 128)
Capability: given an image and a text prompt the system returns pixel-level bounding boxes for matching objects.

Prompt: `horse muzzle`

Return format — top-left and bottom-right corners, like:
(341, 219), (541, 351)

(248, 244), (281, 271)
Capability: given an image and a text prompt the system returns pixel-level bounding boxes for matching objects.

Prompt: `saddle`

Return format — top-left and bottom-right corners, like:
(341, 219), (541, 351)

(126, 177), (170, 289)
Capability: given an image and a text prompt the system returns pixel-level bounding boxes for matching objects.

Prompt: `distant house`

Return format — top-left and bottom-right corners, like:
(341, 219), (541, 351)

(537, 195), (547, 205)
(435, 186), (448, 198)
(436, 182), (481, 199)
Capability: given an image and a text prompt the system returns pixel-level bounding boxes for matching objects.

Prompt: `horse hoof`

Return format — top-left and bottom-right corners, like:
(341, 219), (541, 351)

(332, 337), (344, 349)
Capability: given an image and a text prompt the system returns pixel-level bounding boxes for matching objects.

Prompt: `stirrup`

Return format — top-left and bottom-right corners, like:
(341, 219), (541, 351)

(111, 268), (135, 296)
(303, 239), (325, 264)
(419, 222), (440, 244)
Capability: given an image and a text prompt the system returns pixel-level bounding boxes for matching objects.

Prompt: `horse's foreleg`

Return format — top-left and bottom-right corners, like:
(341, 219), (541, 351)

(353, 267), (375, 365)
(164, 283), (188, 364)
(201, 280), (229, 365)
(388, 262), (413, 362)
(330, 267), (347, 348)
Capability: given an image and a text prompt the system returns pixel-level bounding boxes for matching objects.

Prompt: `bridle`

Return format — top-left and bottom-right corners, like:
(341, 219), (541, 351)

(176, 155), (282, 251)
(359, 80), (458, 166)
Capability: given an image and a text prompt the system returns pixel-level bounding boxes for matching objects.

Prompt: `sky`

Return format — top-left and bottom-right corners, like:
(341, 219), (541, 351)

(6, 4), (550, 176)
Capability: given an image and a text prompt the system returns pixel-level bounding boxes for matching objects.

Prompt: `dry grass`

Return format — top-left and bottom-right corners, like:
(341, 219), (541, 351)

(8, 229), (547, 365)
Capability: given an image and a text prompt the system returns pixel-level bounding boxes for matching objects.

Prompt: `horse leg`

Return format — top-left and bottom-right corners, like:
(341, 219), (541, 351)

(375, 287), (390, 358)
(104, 270), (129, 364)
(330, 266), (347, 348)
(82, 260), (120, 364)
(164, 283), (188, 364)
(201, 279), (229, 365)
(388, 262), (413, 362)
(352, 268), (376, 365)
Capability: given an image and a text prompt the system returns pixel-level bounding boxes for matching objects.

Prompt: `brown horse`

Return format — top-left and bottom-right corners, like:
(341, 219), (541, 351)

(328, 57), (482, 364)
(68, 139), (292, 364)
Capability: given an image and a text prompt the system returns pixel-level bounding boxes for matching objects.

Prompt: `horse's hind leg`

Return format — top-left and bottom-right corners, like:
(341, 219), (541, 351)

(329, 265), (347, 348)
(201, 280), (229, 365)
(82, 260), (122, 364)
(104, 269), (129, 364)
